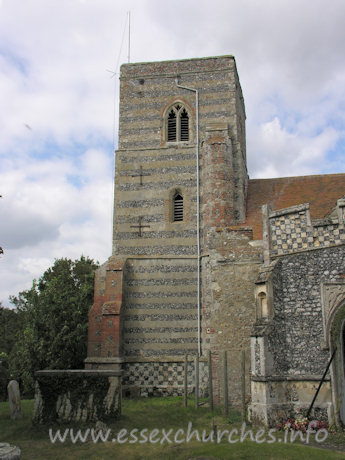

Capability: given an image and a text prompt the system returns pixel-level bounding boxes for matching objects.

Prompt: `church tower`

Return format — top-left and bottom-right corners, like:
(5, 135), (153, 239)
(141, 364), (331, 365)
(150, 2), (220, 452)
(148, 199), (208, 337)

(86, 56), (254, 401)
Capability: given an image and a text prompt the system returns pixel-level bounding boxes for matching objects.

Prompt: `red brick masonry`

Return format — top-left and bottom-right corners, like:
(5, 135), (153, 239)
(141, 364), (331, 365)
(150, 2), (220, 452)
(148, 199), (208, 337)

(246, 173), (345, 239)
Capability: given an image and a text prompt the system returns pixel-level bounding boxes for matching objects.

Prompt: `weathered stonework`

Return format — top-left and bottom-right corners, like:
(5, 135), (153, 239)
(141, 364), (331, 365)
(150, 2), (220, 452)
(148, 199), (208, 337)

(33, 370), (121, 423)
(122, 359), (209, 397)
(0, 443), (21, 460)
(201, 226), (261, 405)
(267, 200), (345, 258)
(249, 378), (331, 426)
(250, 224), (345, 425)
(87, 55), (249, 401)
(87, 259), (125, 360)
(85, 55), (345, 426)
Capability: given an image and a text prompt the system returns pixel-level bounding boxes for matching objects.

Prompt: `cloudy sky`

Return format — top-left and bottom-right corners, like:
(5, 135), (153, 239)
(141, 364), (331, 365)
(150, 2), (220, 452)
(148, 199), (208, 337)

(1, 0), (345, 306)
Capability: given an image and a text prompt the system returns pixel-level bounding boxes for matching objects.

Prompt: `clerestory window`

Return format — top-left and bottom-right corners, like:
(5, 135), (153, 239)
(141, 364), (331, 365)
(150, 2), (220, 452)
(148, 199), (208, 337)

(166, 104), (189, 142)
(173, 193), (184, 221)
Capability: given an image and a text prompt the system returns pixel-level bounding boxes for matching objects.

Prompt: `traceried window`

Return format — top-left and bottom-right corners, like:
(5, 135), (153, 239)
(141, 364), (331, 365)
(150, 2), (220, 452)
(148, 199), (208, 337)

(173, 193), (184, 221)
(166, 104), (189, 142)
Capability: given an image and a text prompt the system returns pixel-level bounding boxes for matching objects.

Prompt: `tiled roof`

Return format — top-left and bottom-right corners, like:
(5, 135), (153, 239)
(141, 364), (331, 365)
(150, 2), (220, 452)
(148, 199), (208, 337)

(245, 174), (345, 240)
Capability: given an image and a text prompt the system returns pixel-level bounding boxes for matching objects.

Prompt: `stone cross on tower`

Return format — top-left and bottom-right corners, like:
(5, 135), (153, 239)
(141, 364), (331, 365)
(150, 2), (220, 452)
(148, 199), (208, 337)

(131, 165), (151, 185)
(130, 216), (151, 237)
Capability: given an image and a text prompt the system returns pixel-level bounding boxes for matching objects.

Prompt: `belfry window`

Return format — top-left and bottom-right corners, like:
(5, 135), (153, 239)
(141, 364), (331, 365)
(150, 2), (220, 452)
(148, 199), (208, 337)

(180, 108), (189, 141)
(173, 193), (184, 221)
(166, 104), (189, 142)
(167, 110), (177, 141)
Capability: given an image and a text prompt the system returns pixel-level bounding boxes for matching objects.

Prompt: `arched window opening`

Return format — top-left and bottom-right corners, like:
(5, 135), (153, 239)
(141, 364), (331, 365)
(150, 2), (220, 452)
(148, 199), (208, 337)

(180, 108), (189, 141)
(167, 110), (177, 141)
(173, 193), (183, 221)
(258, 292), (268, 318)
(166, 104), (190, 142)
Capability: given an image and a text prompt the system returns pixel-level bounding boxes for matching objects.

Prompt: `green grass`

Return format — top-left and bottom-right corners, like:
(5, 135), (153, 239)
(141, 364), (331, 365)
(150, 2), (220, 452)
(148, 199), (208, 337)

(0, 397), (344, 459)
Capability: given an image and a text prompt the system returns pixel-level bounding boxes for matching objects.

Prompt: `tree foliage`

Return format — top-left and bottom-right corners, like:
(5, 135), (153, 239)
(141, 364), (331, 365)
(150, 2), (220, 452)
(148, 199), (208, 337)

(9, 256), (98, 396)
(0, 305), (19, 354)
(0, 305), (20, 400)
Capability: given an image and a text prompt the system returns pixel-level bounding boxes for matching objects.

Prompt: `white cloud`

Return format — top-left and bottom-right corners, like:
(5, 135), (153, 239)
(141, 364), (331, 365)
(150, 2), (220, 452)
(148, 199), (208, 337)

(17, 257), (53, 279)
(0, 147), (113, 306)
(1, 0), (345, 305)
(248, 117), (339, 178)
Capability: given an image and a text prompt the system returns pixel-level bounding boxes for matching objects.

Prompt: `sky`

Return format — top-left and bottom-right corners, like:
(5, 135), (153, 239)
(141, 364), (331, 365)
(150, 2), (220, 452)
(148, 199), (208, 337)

(1, 0), (345, 307)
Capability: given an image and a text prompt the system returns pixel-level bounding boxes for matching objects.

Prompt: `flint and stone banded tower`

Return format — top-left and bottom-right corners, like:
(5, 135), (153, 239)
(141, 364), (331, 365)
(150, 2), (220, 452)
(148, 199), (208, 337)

(86, 56), (252, 399)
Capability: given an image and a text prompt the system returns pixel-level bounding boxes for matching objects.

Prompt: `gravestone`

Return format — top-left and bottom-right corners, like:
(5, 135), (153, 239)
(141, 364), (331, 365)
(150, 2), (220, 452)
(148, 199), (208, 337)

(33, 370), (121, 423)
(0, 443), (21, 460)
(7, 381), (22, 420)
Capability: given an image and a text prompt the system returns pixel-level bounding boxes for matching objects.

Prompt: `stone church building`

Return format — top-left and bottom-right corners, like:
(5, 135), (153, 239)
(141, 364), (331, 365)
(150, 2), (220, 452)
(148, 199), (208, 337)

(85, 55), (345, 426)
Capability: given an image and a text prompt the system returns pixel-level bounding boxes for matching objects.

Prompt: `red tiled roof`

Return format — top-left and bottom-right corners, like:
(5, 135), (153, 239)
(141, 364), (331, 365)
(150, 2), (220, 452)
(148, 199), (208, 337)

(245, 174), (345, 240)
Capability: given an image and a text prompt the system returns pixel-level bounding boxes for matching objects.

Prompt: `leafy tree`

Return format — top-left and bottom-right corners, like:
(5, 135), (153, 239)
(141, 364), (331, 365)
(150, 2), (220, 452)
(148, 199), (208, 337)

(9, 256), (98, 396)
(0, 305), (20, 400)
(0, 352), (10, 401)
(0, 305), (19, 355)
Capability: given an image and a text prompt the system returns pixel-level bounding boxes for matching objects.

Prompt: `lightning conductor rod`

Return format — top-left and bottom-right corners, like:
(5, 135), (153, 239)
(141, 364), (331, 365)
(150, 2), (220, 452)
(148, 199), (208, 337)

(175, 77), (201, 356)
(127, 11), (131, 63)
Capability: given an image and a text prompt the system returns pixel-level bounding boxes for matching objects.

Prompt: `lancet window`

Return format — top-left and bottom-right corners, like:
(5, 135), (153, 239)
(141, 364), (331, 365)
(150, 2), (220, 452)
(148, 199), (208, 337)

(166, 104), (189, 142)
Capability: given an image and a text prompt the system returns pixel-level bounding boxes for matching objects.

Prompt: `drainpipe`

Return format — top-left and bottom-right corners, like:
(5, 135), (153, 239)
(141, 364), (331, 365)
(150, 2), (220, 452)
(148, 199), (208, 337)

(175, 79), (201, 356)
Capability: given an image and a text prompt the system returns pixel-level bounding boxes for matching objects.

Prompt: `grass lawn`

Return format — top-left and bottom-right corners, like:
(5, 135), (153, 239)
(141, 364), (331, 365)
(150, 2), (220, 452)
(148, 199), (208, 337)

(0, 397), (344, 459)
